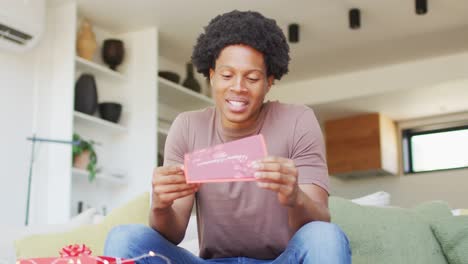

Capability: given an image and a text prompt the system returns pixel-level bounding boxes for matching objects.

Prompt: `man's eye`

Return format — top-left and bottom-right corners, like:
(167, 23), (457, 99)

(221, 75), (232, 78)
(247, 78), (259, 82)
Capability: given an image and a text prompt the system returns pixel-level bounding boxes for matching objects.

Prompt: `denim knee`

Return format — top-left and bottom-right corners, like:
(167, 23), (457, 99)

(284, 222), (351, 263)
(107, 224), (156, 244)
(291, 221), (350, 253)
(104, 224), (162, 256)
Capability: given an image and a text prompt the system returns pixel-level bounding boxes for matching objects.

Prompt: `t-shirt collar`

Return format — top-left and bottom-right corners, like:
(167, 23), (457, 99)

(215, 101), (271, 142)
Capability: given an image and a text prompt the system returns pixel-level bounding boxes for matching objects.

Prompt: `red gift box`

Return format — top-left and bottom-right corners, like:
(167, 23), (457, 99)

(17, 244), (135, 264)
(18, 255), (134, 264)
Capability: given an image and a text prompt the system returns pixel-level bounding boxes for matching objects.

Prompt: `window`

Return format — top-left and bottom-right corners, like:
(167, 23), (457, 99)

(402, 124), (468, 173)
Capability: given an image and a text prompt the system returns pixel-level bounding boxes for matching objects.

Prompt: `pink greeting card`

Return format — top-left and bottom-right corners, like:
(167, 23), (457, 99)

(184, 134), (267, 183)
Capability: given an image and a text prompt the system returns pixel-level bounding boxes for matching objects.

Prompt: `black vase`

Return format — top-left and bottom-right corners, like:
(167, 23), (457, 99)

(98, 102), (122, 123)
(74, 74), (98, 115)
(102, 39), (124, 70)
(182, 63), (201, 93)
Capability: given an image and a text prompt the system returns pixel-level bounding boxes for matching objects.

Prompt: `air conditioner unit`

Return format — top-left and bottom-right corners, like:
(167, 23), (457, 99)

(0, 0), (45, 52)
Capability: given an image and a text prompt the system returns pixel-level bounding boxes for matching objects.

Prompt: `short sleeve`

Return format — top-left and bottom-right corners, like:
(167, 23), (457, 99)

(291, 108), (329, 193)
(163, 113), (188, 166)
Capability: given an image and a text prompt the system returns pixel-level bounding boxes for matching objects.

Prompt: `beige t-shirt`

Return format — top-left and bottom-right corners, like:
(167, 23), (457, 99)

(164, 101), (329, 259)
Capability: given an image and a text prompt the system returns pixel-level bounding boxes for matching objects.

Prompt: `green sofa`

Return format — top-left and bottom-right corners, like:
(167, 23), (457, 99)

(16, 193), (468, 264)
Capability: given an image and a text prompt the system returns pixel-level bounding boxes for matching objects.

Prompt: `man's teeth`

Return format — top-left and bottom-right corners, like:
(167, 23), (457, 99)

(229, 101), (246, 106)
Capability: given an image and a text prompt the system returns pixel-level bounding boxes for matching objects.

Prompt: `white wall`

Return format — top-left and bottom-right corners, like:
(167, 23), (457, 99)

(115, 27), (158, 208)
(30, 1), (76, 225)
(0, 1), (77, 226)
(0, 50), (36, 226)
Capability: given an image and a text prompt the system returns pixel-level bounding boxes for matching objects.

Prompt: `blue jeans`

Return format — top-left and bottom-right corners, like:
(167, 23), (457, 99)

(104, 222), (351, 264)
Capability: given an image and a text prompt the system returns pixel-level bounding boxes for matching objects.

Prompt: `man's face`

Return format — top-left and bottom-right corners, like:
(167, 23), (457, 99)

(209, 44), (273, 130)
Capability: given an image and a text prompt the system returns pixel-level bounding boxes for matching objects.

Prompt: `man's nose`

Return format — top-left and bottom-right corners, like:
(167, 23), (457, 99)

(230, 77), (248, 92)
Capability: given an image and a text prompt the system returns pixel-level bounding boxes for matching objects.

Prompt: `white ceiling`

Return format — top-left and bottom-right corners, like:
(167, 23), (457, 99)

(76, 0), (468, 82)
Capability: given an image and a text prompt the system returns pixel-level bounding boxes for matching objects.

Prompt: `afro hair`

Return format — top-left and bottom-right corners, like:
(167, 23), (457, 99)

(191, 10), (290, 80)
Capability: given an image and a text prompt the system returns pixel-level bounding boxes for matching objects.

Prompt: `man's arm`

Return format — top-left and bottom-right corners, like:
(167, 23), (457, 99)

(149, 165), (198, 244)
(253, 157), (330, 233)
(149, 195), (195, 244)
(287, 184), (330, 232)
(254, 107), (330, 232)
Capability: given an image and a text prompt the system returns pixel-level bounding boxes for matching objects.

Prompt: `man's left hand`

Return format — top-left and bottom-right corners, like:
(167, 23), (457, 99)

(252, 156), (300, 207)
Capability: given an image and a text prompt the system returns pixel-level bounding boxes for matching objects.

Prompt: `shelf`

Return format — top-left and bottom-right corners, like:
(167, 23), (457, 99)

(75, 56), (127, 81)
(158, 77), (213, 112)
(73, 111), (128, 133)
(157, 118), (171, 136)
(72, 168), (127, 186)
(158, 126), (169, 136)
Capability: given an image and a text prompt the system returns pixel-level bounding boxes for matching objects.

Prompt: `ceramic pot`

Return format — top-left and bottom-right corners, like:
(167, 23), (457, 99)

(73, 150), (90, 170)
(158, 71), (180, 83)
(102, 39), (124, 70)
(182, 63), (201, 93)
(98, 102), (122, 123)
(76, 20), (97, 61)
(74, 74), (98, 115)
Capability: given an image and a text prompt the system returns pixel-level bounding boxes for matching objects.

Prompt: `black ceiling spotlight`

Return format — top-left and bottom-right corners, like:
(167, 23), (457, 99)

(415, 0), (427, 15)
(349, 8), (360, 29)
(288, 23), (299, 43)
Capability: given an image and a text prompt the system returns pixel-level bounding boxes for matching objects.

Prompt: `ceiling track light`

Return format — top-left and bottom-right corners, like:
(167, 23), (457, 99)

(416, 0), (428, 15)
(288, 23), (299, 43)
(349, 8), (360, 29)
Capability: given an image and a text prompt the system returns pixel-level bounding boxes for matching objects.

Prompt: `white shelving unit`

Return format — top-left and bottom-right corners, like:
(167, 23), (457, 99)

(72, 168), (127, 186)
(69, 15), (157, 218)
(75, 56), (127, 81)
(158, 77), (213, 113)
(73, 111), (128, 133)
(72, 47), (130, 216)
(157, 77), (213, 163)
(157, 125), (169, 136)
(26, 1), (157, 225)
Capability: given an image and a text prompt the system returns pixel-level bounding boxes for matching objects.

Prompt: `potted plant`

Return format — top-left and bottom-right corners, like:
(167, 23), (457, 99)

(72, 133), (98, 182)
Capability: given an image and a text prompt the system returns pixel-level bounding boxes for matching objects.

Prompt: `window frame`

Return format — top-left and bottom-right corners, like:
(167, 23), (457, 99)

(402, 123), (468, 174)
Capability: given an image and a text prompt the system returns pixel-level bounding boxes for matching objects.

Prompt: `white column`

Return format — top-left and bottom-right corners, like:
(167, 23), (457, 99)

(30, 1), (76, 224)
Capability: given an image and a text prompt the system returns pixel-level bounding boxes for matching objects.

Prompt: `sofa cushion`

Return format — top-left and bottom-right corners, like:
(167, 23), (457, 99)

(431, 216), (468, 264)
(15, 192), (150, 258)
(330, 197), (451, 264)
(451, 209), (468, 216)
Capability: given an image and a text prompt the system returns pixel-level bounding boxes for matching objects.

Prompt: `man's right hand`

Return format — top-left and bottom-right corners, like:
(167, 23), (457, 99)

(151, 165), (200, 211)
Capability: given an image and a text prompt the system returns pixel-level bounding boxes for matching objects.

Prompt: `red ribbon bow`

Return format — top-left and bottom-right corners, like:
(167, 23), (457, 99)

(59, 244), (92, 257)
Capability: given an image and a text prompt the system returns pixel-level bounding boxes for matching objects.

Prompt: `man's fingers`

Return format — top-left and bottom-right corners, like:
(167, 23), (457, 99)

(255, 172), (296, 185)
(154, 174), (187, 185)
(259, 156), (294, 166)
(154, 183), (198, 194)
(257, 181), (293, 196)
(158, 188), (197, 203)
(254, 163), (297, 177)
(254, 162), (281, 171)
(155, 165), (184, 175)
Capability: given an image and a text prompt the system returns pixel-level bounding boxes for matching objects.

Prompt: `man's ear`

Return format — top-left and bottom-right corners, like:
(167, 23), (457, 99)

(209, 69), (215, 85)
(266, 75), (274, 93)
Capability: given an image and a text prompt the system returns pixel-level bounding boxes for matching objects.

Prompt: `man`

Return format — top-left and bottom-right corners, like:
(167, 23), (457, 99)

(105, 10), (351, 263)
